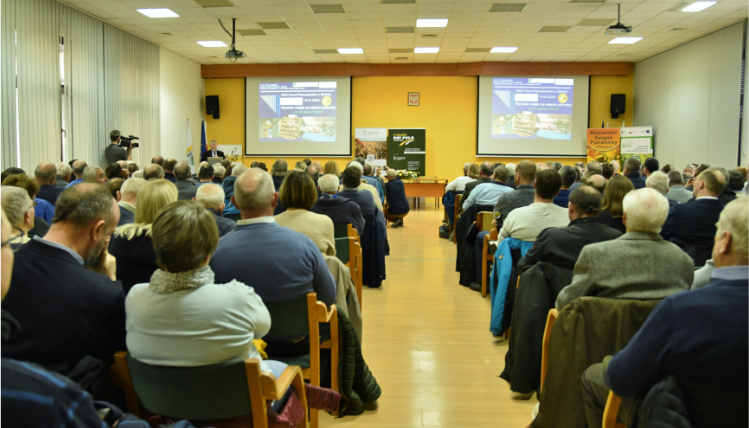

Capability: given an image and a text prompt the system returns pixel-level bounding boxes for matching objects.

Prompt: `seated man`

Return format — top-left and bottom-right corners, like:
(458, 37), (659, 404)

(661, 169), (725, 266)
(501, 185), (622, 396)
(665, 170), (692, 203)
(459, 162), (493, 211)
(581, 198), (748, 427)
(34, 162), (64, 206)
(195, 183), (236, 237)
(174, 161), (198, 201)
(210, 168), (336, 307)
(311, 174), (365, 235)
(445, 163), (477, 193)
(383, 169), (410, 228)
(337, 166), (376, 217)
(54, 162), (72, 187)
(116, 177), (145, 226)
(461, 165), (512, 211)
(552, 165), (576, 208)
(1, 184), (126, 368)
(645, 171), (676, 207)
(556, 188), (694, 309)
(623, 157), (646, 189)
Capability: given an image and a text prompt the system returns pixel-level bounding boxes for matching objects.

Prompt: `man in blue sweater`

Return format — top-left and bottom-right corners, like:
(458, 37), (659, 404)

(581, 198), (748, 427)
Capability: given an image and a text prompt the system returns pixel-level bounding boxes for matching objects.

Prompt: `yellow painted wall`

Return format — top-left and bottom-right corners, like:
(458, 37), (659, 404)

(204, 72), (634, 178)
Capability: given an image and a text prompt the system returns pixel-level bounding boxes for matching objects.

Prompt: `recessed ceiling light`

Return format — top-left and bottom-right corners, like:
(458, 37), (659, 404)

(416, 19), (448, 28)
(491, 47), (518, 53)
(338, 48), (364, 54)
(137, 8), (179, 18)
(414, 47), (439, 53)
(681, 1), (716, 11)
(197, 41), (228, 47)
(608, 37), (643, 44)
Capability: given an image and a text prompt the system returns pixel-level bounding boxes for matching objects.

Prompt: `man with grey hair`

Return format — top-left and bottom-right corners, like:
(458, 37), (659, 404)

(55, 162), (72, 187)
(665, 170), (691, 204)
(645, 171), (675, 207)
(35, 162), (65, 206)
(143, 164), (165, 181)
(82, 165), (107, 185)
(65, 160), (88, 188)
(211, 164), (225, 183)
(220, 164), (248, 220)
(582, 174), (606, 194)
(195, 183), (236, 237)
(1, 186), (35, 241)
(210, 168), (336, 313)
(173, 161), (197, 201)
(581, 198), (748, 428)
(117, 177), (146, 226)
(310, 174), (365, 235)
(200, 140), (224, 162)
(2, 183), (126, 368)
(556, 188), (693, 309)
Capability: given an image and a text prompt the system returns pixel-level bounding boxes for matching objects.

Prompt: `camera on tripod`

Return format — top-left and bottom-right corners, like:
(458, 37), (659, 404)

(119, 135), (140, 148)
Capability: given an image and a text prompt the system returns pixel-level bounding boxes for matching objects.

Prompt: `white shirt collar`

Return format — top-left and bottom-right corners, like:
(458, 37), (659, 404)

(236, 216), (276, 226)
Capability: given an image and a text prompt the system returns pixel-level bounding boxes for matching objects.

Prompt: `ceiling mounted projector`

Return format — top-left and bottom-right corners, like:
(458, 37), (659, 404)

(219, 18), (245, 62)
(606, 4), (633, 35)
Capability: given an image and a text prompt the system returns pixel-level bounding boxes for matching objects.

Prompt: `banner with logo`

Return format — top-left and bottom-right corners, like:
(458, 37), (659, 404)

(586, 128), (620, 165)
(355, 128), (388, 167)
(620, 126), (654, 166)
(387, 128), (426, 176)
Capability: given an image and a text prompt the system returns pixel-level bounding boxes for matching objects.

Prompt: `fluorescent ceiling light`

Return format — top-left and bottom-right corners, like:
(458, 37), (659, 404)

(137, 8), (179, 18)
(681, 1), (716, 11)
(338, 48), (364, 54)
(608, 37), (643, 44)
(414, 47), (440, 53)
(491, 47), (518, 53)
(416, 19), (448, 28)
(197, 41), (228, 47)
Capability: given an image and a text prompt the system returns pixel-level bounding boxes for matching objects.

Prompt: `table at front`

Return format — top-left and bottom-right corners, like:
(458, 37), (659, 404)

(400, 179), (448, 208)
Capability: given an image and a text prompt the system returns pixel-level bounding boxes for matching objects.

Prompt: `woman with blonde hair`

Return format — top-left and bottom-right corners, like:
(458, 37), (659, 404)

(323, 160), (340, 177)
(598, 175), (635, 233)
(109, 179), (178, 293)
(275, 170), (336, 256)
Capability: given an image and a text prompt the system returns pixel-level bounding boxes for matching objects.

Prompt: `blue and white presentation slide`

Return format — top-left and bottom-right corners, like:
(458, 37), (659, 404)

(491, 78), (574, 140)
(258, 81), (337, 142)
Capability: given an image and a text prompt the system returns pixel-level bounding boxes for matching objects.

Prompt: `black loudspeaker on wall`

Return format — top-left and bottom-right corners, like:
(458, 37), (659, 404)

(610, 94), (625, 119)
(206, 95), (220, 119)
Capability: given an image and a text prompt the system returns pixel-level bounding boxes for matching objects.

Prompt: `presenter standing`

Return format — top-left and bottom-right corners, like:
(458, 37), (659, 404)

(200, 140), (225, 162)
(104, 130), (132, 165)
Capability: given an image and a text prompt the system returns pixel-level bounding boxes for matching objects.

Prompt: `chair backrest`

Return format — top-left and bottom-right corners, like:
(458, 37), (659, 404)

(265, 294), (315, 341)
(477, 211), (494, 232)
(335, 237), (350, 264)
(333, 222), (349, 239)
(125, 354), (254, 420)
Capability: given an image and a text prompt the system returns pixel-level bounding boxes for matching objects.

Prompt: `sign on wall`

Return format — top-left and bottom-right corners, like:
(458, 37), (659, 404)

(388, 128), (425, 176)
(355, 128), (388, 167)
(586, 128), (621, 164)
(620, 126), (654, 166)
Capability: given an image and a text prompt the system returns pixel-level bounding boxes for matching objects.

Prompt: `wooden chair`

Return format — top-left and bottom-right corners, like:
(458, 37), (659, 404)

(476, 211), (497, 298)
(112, 351), (307, 428)
(451, 193), (462, 243)
(333, 223), (363, 307)
(539, 308), (558, 393)
(603, 390), (625, 428)
(264, 293), (339, 428)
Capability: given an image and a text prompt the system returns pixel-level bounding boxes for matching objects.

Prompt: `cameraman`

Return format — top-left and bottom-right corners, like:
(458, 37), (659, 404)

(105, 130), (132, 165)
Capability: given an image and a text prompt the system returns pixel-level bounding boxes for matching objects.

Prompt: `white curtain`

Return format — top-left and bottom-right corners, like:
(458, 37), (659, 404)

(0, 0), (160, 171)
(103, 25), (160, 167)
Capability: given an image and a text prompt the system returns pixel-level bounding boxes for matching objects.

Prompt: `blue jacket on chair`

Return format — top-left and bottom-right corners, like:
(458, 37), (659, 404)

(489, 237), (533, 336)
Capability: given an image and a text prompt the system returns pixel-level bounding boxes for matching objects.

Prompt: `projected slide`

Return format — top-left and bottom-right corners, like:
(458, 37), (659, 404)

(491, 78), (573, 140)
(258, 81), (337, 143)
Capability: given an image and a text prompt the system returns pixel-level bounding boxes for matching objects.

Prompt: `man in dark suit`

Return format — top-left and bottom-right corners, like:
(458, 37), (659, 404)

(623, 157), (646, 189)
(34, 162), (64, 206)
(2, 184), (126, 367)
(337, 166), (375, 217)
(174, 162), (198, 201)
(556, 187), (694, 309)
(200, 140), (225, 162)
(383, 169), (410, 228)
(117, 177), (144, 226)
(311, 173), (365, 235)
(661, 169), (725, 266)
(195, 183), (236, 237)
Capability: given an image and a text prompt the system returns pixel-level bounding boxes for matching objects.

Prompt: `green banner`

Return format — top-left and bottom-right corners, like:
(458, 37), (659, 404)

(387, 128), (426, 176)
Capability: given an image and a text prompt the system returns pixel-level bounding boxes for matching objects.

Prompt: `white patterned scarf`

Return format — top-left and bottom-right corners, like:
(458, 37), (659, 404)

(148, 265), (214, 294)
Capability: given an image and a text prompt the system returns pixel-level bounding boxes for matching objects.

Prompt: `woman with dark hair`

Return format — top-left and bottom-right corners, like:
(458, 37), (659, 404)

(598, 175), (635, 233)
(275, 170), (336, 256)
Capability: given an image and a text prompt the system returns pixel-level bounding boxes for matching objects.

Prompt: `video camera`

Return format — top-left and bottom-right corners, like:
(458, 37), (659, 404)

(119, 135), (140, 148)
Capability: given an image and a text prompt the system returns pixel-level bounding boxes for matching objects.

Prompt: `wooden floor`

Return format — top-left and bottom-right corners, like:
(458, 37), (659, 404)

(320, 203), (537, 427)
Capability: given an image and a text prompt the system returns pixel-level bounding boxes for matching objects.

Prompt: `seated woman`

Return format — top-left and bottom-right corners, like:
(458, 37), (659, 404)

(0, 186), (35, 246)
(125, 201), (288, 410)
(275, 170), (336, 256)
(598, 175), (634, 234)
(109, 179), (177, 294)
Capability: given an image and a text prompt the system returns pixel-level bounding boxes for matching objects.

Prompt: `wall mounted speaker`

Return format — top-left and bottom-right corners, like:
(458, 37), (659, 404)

(206, 95), (220, 119)
(610, 94), (625, 119)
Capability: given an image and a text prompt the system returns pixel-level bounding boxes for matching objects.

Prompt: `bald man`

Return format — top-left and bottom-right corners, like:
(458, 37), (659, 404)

(34, 162), (65, 205)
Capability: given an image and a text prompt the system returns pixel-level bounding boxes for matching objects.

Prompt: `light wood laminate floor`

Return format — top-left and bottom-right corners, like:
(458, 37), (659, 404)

(320, 203), (537, 427)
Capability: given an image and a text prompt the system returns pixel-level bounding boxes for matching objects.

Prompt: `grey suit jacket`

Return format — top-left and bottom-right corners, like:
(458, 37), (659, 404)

(555, 231), (694, 309)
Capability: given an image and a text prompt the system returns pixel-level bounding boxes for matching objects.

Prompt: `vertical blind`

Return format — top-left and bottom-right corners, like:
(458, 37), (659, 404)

(0, 0), (160, 171)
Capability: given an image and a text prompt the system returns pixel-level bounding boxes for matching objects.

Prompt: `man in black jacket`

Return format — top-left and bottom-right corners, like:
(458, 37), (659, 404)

(383, 169), (409, 228)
